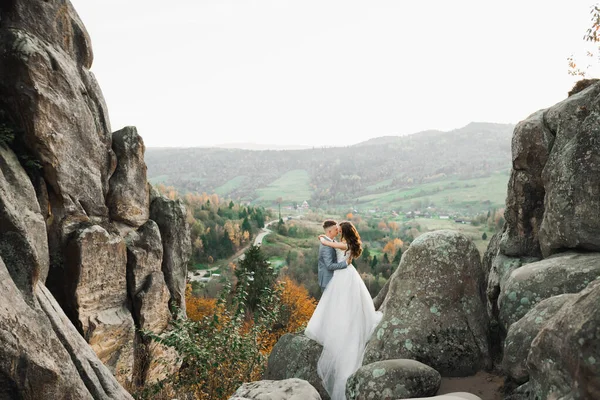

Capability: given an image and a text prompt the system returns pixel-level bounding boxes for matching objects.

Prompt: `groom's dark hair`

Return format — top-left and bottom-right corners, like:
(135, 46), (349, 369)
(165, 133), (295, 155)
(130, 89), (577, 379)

(323, 220), (337, 230)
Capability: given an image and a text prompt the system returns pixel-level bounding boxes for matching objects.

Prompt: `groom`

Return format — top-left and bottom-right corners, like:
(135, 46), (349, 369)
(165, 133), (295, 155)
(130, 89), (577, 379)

(318, 220), (348, 291)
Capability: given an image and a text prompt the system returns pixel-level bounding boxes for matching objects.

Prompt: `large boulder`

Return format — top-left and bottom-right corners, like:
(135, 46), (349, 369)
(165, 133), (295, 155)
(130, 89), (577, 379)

(499, 110), (552, 258)
(363, 230), (490, 376)
(527, 279), (600, 400)
(497, 252), (600, 332)
(0, 145), (49, 295)
(502, 293), (576, 384)
(0, 255), (132, 400)
(539, 84), (600, 257)
(230, 378), (321, 400)
(345, 359), (440, 400)
(265, 333), (327, 399)
(107, 126), (149, 227)
(150, 186), (192, 314)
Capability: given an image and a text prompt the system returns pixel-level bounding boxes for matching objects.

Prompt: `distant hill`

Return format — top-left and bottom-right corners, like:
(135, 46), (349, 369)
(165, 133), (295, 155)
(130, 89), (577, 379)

(145, 122), (515, 214)
(211, 143), (313, 151)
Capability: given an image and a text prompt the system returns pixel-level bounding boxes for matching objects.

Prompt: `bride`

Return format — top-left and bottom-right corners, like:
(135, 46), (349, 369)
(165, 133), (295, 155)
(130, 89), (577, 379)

(305, 221), (383, 400)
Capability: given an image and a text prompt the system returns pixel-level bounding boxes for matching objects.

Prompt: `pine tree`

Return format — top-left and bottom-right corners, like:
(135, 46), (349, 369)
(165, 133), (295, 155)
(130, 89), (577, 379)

(242, 217), (252, 235)
(236, 245), (275, 312)
(371, 255), (378, 270)
(229, 200), (235, 209)
(383, 253), (390, 264)
(482, 232), (488, 240)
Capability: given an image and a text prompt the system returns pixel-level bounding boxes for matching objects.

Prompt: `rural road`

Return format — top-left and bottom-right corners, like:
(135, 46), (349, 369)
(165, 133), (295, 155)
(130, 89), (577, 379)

(188, 216), (300, 281)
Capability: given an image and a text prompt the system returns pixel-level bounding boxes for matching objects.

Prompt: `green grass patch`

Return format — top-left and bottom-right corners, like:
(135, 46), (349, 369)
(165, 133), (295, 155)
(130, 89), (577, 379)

(366, 178), (394, 191)
(355, 171), (509, 213)
(214, 175), (246, 196)
(255, 169), (312, 204)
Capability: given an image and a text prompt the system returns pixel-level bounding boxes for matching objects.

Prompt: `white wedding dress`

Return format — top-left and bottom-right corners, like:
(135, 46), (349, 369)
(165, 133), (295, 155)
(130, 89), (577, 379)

(305, 247), (383, 400)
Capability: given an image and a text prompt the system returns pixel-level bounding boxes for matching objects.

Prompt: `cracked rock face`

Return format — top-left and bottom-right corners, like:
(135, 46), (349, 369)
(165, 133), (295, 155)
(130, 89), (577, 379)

(0, 0), (190, 394)
(363, 230), (491, 376)
(485, 81), (600, 398)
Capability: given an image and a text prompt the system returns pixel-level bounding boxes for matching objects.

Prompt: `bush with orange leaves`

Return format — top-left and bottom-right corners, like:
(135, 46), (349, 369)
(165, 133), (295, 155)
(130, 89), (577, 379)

(260, 277), (317, 353)
(143, 276), (282, 400)
(185, 284), (217, 322)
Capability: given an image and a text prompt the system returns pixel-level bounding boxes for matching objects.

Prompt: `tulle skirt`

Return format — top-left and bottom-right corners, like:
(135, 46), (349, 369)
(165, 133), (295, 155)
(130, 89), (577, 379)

(305, 265), (383, 400)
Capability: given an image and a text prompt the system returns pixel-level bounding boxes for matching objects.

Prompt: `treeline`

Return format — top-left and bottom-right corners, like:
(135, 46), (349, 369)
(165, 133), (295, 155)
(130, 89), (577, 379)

(154, 185), (271, 267)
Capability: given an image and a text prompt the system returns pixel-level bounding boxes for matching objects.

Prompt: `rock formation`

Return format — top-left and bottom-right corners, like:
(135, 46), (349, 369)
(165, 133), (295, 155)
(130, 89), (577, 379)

(0, 0), (190, 396)
(487, 81), (600, 398)
(264, 333), (328, 399)
(346, 359), (441, 399)
(229, 378), (322, 400)
(363, 230), (490, 376)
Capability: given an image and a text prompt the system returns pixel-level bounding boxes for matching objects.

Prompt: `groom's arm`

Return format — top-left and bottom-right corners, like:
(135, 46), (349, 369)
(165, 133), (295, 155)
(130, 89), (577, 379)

(322, 246), (347, 271)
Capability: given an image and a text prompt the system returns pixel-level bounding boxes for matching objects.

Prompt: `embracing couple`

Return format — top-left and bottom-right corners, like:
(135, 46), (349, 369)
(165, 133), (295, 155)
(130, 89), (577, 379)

(305, 219), (383, 400)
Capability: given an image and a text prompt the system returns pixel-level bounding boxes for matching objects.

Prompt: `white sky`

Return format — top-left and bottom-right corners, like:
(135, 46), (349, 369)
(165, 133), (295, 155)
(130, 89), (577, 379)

(71, 0), (596, 147)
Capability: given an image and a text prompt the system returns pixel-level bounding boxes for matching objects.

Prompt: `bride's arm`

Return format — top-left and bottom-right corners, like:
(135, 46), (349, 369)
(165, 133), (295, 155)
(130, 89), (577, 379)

(319, 236), (348, 250)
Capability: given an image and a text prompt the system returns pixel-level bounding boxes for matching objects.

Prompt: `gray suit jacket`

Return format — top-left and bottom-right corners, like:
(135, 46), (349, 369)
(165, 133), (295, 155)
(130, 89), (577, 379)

(317, 238), (347, 290)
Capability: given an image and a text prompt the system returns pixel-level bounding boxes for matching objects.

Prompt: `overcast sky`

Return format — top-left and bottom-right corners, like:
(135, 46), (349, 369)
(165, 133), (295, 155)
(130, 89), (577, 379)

(71, 0), (596, 148)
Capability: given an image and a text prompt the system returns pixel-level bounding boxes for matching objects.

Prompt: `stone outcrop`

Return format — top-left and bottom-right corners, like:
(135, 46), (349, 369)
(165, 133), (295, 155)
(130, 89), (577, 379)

(108, 127), (149, 227)
(502, 293), (576, 384)
(497, 252), (600, 331)
(229, 378), (321, 400)
(0, 0), (190, 395)
(484, 80), (600, 398)
(0, 145), (49, 296)
(346, 359), (440, 400)
(0, 256), (132, 399)
(363, 230), (490, 376)
(264, 333), (327, 399)
(527, 279), (600, 400)
(150, 186), (192, 315)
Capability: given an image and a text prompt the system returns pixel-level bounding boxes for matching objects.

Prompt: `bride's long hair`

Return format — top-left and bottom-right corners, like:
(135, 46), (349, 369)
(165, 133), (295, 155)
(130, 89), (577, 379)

(340, 221), (362, 259)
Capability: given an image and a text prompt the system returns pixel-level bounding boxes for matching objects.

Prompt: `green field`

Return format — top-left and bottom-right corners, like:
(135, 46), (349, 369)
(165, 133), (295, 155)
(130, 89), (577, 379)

(355, 171), (510, 213)
(255, 169), (312, 204)
(214, 175), (246, 196)
(410, 217), (493, 255)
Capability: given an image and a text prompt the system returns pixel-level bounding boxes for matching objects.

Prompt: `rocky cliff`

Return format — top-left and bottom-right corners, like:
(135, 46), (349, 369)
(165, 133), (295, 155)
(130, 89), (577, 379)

(0, 1), (190, 397)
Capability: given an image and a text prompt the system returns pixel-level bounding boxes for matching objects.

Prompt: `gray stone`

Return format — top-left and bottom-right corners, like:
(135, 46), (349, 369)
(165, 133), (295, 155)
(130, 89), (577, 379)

(125, 220), (168, 332)
(61, 225), (135, 386)
(346, 359), (440, 400)
(0, 255), (132, 399)
(0, 145), (49, 296)
(265, 333), (328, 400)
(498, 252), (600, 332)
(0, 1), (114, 220)
(107, 126), (149, 227)
(527, 279), (600, 400)
(502, 293), (576, 383)
(500, 110), (553, 258)
(230, 378), (321, 400)
(150, 188), (192, 315)
(364, 230), (490, 376)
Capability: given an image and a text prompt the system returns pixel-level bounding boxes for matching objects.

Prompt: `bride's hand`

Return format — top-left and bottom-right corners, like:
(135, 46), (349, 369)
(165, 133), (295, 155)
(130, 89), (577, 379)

(318, 234), (327, 241)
